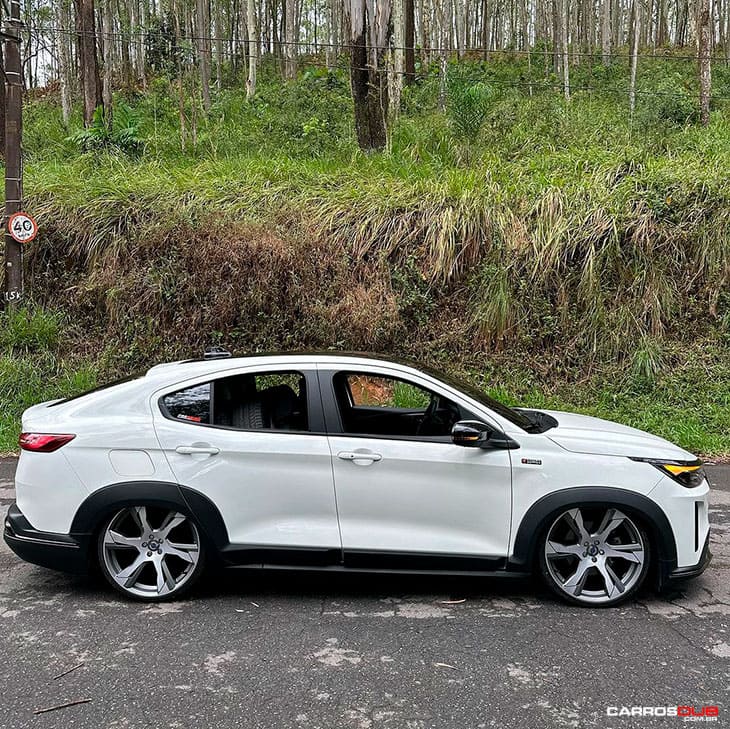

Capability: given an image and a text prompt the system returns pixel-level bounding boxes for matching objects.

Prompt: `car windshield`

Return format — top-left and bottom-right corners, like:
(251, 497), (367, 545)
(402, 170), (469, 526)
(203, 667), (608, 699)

(420, 365), (536, 432)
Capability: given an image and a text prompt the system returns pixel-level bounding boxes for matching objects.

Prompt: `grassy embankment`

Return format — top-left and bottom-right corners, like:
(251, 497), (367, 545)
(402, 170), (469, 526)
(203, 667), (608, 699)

(2, 56), (729, 454)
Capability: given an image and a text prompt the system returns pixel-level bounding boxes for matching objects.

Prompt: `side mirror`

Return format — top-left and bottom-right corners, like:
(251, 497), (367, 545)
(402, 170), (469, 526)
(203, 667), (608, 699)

(451, 420), (519, 450)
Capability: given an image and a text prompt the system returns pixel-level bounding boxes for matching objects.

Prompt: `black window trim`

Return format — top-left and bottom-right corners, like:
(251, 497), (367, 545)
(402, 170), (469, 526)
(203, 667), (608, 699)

(157, 368), (327, 436)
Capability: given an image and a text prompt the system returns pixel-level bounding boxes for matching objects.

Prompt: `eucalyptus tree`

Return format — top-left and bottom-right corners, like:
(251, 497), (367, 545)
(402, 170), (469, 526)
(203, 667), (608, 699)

(17, 0), (730, 139)
(345, 0), (392, 150)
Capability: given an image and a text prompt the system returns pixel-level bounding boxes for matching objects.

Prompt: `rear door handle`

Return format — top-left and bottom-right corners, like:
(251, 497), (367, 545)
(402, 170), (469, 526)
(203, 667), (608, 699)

(175, 445), (220, 456)
(337, 451), (382, 462)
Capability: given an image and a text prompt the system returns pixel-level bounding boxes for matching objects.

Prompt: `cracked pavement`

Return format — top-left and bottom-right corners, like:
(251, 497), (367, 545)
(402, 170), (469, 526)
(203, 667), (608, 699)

(0, 457), (728, 728)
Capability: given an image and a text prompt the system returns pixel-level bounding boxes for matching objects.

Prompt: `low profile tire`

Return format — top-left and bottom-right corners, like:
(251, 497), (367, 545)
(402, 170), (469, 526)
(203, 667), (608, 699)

(538, 506), (651, 607)
(97, 505), (205, 601)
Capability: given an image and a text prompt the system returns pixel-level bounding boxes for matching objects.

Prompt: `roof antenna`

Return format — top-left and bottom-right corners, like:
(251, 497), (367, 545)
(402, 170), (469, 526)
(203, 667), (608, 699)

(203, 346), (232, 360)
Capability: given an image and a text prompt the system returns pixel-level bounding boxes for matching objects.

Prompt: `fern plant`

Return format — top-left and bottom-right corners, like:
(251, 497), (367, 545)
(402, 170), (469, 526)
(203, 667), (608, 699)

(447, 81), (493, 145)
(69, 102), (144, 157)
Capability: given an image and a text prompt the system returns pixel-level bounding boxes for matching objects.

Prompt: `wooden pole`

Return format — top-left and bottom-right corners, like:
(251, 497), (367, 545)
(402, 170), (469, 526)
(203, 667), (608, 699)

(3, 0), (23, 308)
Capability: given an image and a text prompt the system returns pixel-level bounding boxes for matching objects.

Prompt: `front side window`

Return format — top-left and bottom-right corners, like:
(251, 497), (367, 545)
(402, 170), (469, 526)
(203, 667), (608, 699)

(333, 371), (467, 439)
(162, 371), (308, 431)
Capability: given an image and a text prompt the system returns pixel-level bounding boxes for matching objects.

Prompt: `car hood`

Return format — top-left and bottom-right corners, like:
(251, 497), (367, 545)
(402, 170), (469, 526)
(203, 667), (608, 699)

(537, 410), (696, 460)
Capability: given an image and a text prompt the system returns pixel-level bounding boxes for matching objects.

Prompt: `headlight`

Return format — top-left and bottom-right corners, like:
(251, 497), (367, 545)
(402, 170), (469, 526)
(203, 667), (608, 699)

(630, 457), (706, 488)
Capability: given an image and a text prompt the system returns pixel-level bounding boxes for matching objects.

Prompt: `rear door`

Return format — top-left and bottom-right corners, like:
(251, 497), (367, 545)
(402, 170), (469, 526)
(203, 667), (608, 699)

(320, 366), (513, 569)
(152, 366), (341, 563)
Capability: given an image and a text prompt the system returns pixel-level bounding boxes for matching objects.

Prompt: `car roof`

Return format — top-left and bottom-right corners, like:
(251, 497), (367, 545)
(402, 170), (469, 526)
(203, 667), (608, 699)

(146, 351), (426, 380)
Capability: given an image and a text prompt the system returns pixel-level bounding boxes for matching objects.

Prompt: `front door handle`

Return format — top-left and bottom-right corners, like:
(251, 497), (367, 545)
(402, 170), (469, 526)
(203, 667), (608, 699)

(175, 445), (220, 456)
(337, 451), (382, 463)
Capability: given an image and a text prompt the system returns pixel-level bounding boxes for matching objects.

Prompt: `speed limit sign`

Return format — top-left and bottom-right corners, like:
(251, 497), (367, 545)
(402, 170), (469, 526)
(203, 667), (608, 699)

(7, 211), (38, 244)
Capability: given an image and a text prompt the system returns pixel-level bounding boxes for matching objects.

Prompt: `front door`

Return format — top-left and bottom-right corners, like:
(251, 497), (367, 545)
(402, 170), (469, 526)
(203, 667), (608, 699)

(152, 366), (341, 563)
(321, 367), (513, 570)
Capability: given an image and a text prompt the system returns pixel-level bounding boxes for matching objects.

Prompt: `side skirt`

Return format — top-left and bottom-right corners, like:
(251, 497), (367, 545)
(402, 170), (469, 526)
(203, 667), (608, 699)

(231, 564), (529, 579)
(220, 545), (519, 577)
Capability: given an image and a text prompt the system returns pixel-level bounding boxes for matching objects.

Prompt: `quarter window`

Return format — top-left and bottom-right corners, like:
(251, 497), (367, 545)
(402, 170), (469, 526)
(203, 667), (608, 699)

(162, 371), (308, 431)
(163, 383), (211, 424)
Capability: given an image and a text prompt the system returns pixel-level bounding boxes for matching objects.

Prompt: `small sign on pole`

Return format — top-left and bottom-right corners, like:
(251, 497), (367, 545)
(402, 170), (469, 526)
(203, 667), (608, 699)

(7, 211), (37, 244)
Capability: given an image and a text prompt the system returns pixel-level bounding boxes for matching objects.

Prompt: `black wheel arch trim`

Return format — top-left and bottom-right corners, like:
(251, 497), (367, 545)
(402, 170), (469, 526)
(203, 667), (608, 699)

(69, 481), (230, 550)
(509, 486), (678, 574)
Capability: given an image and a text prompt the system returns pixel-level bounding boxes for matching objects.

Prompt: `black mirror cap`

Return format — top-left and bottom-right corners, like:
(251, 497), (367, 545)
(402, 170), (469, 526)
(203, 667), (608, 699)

(452, 420), (520, 450)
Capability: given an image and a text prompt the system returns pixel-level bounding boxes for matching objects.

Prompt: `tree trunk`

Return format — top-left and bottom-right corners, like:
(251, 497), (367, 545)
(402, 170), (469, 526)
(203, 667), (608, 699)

(561, 0), (569, 99)
(75, 0), (102, 126)
(392, 0), (404, 117)
(285, 0), (297, 78)
(197, 0), (212, 111)
(102, 0), (114, 126)
(482, 0), (491, 59)
(454, 0), (465, 55)
(215, 0), (224, 88)
(629, 0), (639, 118)
(326, 0), (339, 69)
(173, 0), (187, 151)
(57, 0), (74, 125)
(131, 0), (143, 83)
(345, 0), (391, 151)
(0, 45), (5, 156)
(404, 0), (416, 81)
(657, 0), (668, 44)
(552, 0), (560, 75)
(601, 0), (611, 63)
(117, 0), (132, 86)
(247, 0), (258, 97)
(521, 0), (530, 49)
(698, 0), (712, 125)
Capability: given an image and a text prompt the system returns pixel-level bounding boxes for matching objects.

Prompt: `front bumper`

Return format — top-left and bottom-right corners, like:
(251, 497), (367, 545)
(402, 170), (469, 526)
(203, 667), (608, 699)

(664, 531), (712, 582)
(3, 503), (91, 574)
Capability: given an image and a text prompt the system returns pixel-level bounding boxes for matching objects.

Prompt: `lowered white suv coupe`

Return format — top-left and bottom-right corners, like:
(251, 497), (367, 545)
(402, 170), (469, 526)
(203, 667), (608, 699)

(4, 352), (710, 606)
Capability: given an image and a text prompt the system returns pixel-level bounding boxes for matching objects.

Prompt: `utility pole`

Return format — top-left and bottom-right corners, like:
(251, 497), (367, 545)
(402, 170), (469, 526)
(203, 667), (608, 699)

(2, 0), (23, 308)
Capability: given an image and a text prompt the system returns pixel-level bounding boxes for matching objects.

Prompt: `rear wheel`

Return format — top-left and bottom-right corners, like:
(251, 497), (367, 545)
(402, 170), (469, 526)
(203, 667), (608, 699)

(97, 505), (205, 601)
(538, 506), (650, 607)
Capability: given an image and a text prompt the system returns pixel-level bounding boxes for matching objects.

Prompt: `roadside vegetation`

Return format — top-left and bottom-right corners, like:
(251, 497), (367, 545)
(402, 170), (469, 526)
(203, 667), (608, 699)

(4, 56), (730, 455)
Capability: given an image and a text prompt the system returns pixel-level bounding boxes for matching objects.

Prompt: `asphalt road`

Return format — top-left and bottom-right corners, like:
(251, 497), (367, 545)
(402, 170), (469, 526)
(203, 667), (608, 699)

(0, 457), (728, 729)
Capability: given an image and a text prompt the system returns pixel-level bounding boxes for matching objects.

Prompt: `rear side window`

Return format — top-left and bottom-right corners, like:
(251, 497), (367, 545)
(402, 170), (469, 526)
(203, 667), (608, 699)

(161, 371), (308, 432)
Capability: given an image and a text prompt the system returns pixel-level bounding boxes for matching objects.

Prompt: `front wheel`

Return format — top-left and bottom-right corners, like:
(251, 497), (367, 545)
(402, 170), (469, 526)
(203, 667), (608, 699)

(538, 506), (650, 607)
(97, 505), (205, 601)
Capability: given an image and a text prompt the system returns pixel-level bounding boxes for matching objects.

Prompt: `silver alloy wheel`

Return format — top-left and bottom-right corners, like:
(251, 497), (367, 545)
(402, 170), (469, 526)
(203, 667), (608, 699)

(102, 506), (201, 599)
(544, 507), (646, 604)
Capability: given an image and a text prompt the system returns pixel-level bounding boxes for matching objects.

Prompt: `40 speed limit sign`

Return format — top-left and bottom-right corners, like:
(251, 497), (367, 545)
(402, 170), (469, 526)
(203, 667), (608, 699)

(7, 211), (38, 243)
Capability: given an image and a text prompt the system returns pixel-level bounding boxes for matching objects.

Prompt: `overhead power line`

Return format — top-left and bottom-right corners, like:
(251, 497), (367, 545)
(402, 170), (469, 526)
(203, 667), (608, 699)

(25, 25), (730, 102)
(27, 23), (730, 63)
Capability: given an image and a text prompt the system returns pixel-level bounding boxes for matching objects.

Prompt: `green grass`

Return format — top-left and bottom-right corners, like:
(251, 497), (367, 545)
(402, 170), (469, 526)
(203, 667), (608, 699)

(476, 353), (730, 457)
(1, 333), (727, 456)
(0, 309), (98, 453)
(2, 57), (729, 455)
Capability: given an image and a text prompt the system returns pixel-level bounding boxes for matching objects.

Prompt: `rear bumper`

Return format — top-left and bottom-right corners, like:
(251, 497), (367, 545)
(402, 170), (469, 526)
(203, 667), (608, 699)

(3, 503), (91, 574)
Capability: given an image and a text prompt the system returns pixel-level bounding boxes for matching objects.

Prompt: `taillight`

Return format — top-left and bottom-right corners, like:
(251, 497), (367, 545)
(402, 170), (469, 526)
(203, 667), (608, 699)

(19, 433), (76, 452)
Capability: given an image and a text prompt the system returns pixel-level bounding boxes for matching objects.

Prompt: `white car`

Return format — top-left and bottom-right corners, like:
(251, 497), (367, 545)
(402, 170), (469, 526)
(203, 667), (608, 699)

(4, 351), (710, 606)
